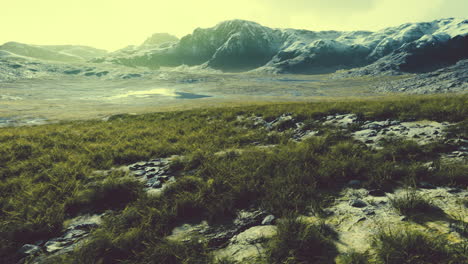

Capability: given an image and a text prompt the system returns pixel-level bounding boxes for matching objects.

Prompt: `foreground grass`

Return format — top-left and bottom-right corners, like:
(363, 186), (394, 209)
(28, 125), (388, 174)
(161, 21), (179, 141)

(0, 94), (467, 263)
(268, 218), (338, 264)
(389, 189), (441, 220)
(372, 228), (467, 264)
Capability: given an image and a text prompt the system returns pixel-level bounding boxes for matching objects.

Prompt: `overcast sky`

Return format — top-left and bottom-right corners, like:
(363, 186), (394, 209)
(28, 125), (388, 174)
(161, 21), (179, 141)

(1, 0), (466, 51)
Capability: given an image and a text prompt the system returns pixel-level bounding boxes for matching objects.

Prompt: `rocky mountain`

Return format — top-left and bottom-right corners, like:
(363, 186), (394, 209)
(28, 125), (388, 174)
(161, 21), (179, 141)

(95, 20), (285, 71)
(97, 18), (468, 75)
(374, 59), (468, 94)
(141, 33), (179, 47)
(0, 42), (108, 62)
(94, 33), (180, 65)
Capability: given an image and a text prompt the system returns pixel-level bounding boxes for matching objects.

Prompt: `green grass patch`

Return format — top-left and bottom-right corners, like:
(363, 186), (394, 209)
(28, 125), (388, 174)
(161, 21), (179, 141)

(389, 189), (442, 219)
(373, 228), (467, 264)
(268, 217), (338, 264)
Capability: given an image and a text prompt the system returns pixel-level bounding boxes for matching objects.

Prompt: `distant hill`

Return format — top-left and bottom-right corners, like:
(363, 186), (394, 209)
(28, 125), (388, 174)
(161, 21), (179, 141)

(0, 42), (108, 62)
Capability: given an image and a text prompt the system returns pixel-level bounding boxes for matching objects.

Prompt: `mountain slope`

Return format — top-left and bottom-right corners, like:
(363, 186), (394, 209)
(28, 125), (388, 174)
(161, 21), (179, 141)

(141, 33), (179, 47)
(374, 59), (468, 94)
(0, 42), (108, 62)
(98, 18), (468, 74)
(96, 20), (284, 71)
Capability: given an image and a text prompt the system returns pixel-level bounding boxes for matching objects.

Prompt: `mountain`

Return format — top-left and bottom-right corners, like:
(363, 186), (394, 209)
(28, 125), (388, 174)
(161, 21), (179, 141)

(94, 20), (284, 71)
(0, 42), (108, 62)
(97, 18), (468, 74)
(141, 33), (179, 47)
(93, 33), (180, 64)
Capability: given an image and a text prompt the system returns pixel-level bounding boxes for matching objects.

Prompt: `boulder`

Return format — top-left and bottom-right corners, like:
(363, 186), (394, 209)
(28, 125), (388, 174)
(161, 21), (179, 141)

(261, 215), (276, 225)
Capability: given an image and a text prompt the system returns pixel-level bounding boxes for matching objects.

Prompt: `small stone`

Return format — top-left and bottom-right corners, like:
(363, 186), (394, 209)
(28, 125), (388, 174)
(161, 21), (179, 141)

(400, 216), (408, 221)
(364, 123), (381, 129)
(73, 222), (99, 230)
(362, 208), (375, 215)
(133, 170), (146, 177)
(18, 244), (41, 256)
(350, 199), (367, 208)
(270, 114), (296, 131)
(44, 240), (67, 253)
(151, 181), (162, 188)
(145, 167), (157, 172)
(356, 217), (367, 222)
(129, 163), (145, 171)
(347, 180), (362, 188)
(261, 215), (276, 225)
(158, 175), (170, 182)
(418, 182), (436, 189)
(323, 209), (334, 216)
(447, 188), (461, 194)
(62, 229), (87, 239)
(368, 189), (386, 197)
(146, 178), (162, 188)
(146, 172), (159, 179)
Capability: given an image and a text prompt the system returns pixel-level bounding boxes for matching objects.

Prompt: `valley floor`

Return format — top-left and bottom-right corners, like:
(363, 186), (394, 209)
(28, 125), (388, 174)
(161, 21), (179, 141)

(0, 72), (402, 127)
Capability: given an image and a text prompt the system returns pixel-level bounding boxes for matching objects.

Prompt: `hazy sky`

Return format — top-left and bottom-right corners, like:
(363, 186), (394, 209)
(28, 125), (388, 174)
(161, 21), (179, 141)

(1, 0), (466, 51)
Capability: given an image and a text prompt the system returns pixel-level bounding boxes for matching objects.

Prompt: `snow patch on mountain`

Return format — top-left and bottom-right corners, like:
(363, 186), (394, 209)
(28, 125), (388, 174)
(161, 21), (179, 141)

(98, 18), (467, 75)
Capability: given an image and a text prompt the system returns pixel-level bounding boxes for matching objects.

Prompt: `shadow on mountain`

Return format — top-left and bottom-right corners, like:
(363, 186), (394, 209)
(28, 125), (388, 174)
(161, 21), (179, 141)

(400, 35), (468, 73)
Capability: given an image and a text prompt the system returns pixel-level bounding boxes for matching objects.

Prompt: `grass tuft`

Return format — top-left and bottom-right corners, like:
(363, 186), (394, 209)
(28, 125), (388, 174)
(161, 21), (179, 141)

(268, 217), (338, 264)
(389, 189), (441, 219)
(373, 228), (466, 264)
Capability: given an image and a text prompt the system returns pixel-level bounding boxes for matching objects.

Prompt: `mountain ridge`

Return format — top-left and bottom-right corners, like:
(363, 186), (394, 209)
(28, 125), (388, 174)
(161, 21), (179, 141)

(0, 42), (108, 62)
(94, 18), (468, 75)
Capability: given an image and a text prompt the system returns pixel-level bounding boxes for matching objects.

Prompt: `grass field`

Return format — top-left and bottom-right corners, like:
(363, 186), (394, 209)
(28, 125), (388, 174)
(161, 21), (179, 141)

(0, 94), (467, 263)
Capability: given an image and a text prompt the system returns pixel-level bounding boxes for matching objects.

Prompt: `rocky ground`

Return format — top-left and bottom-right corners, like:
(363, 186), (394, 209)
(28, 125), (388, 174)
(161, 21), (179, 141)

(239, 112), (467, 159)
(373, 60), (468, 94)
(18, 112), (467, 264)
(18, 214), (105, 264)
(320, 186), (467, 255)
